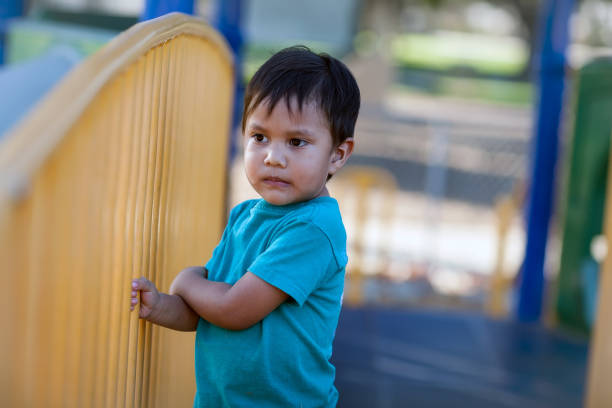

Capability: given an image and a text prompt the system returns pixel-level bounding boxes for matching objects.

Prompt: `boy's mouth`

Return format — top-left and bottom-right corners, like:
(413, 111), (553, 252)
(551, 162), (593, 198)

(263, 176), (290, 187)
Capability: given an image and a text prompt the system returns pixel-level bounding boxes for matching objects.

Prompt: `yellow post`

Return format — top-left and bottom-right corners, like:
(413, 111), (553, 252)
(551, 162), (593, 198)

(333, 166), (397, 305)
(488, 195), (515, 317)
(488, 182), (524, 318)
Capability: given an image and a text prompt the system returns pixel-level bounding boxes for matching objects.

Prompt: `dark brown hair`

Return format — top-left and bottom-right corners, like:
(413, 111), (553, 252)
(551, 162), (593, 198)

(241, 45), (360, 147)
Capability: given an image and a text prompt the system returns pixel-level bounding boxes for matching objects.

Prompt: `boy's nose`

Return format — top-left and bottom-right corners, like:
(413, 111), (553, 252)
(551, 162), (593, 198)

(264, 146), (287, 168)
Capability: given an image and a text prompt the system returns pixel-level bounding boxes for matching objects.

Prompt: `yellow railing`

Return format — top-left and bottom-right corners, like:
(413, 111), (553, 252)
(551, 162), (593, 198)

(0, 13), (233, 407)
(331, 165), (397, 305)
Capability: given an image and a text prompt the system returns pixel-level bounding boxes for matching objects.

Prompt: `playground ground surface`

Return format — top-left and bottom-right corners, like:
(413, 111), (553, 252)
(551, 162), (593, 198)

(333, 306), (588, 408)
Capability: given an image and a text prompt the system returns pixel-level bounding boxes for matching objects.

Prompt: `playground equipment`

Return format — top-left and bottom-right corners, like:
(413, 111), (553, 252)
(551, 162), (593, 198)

(332, 165), (397, 305)
(518, 0), (574, 322)
(487, 182), (524, 317)
(0, 13), (233, 407)
(554, 57), (612, 407)
(586, 130), (612, 406)
(0, 45), (82, 138)
(557, 58), (612, 333)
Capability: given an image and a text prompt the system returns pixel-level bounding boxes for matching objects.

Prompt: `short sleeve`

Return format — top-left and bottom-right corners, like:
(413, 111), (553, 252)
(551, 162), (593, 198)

(248, 221), (336, 306)
(205, 200), (256, 278)
(204, 222), (231, 275)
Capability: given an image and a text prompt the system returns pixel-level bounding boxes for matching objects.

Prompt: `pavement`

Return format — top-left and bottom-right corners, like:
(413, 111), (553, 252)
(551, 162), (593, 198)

(333, 306), (588, 408)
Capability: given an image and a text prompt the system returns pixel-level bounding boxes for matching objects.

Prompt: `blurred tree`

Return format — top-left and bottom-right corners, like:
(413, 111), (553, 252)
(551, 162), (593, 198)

(363, 0), (612, 79)
(417, 0), (542, 78)
(579, 0), (612, 46)
(416, 0), (612, 77)
(506, 0), (542, 79)
(360, 0), (404, 37)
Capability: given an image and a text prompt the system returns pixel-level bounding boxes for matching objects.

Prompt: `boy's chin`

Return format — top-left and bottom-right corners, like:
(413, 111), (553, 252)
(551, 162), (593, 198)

(260, 192), (306, 206)
(262, 196), (298, 206)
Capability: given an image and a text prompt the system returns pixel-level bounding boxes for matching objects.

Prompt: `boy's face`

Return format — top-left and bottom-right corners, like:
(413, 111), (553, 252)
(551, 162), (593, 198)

(243, 97), (353, 206)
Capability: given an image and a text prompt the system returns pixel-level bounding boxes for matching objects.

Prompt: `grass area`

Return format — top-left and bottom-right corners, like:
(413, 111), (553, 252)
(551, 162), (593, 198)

(438, 76), (533, 105)
(391, 31), (528, 77)
(394, 74), (533, 106)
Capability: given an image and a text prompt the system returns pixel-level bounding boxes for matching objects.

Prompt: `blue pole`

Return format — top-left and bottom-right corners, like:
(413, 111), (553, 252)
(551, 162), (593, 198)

(211, 0), (244, 161)
(0, 0), (24, 65)
(140, 0), (195, 21)
(517, 0), (574, 322)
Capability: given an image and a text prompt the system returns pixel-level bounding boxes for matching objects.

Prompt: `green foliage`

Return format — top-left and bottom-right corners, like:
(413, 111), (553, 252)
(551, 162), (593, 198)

(394, 76), (533, 105)
(391, 32), (528, 77)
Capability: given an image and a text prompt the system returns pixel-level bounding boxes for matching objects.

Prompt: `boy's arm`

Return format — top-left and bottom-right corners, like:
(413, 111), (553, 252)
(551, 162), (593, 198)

(171, 268), (288, 331)
(131, 277), (199, 331)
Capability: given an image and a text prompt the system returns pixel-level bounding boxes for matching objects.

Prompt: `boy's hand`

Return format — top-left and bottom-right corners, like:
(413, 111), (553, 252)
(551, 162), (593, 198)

(131, 277), (161, 319)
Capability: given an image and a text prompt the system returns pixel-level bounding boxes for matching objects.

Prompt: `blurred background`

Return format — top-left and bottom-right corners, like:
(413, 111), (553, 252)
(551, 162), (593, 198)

(3, 0), (612, 406)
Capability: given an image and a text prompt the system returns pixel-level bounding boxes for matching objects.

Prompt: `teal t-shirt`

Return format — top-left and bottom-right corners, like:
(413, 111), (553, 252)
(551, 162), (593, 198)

(194, 196), (348, 408)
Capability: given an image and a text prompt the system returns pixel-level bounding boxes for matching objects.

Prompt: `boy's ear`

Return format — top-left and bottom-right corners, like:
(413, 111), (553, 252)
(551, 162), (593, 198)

(328, 137), (354, 176)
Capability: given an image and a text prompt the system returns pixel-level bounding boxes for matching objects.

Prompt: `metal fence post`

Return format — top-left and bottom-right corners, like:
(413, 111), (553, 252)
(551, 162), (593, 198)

(518, 0), (574, 322)
(211, 0), (244, 161)
(141, 0), (194, 21)
(0, 0), (24, 65)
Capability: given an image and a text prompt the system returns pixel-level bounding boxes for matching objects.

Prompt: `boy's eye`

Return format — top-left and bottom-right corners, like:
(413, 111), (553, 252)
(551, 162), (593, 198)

(252, 133), (267, 143)
(289, 138), (307, 147)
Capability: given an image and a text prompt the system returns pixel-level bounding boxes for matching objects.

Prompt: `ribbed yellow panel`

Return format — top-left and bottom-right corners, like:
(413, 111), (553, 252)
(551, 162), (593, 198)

(0, 13), (233, 408)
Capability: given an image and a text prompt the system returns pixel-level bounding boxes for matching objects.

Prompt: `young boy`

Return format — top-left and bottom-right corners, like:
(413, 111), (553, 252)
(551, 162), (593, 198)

(130, 45), (360, 407)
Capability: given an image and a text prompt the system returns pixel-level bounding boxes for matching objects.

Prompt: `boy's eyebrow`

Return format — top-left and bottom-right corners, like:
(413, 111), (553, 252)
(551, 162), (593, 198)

(247, 123), (268, 133)
(286, 128), (315, 138)
(247, 122), (315, 138)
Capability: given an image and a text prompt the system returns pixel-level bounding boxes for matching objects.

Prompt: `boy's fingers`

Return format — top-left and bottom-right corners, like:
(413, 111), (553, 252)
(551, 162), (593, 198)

(132, 277), (153, 291)
(130, 288), (138, 311)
